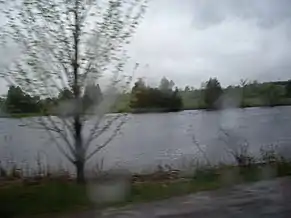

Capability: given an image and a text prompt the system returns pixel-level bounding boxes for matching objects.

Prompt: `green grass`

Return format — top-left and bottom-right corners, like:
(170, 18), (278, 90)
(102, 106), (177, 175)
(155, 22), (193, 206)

(0, 113), (43, 118)
(126, 163), (291, 204)
(0, 180), (91, 217)
(2, 162), (291, 217)
(127, 179), (220, 203)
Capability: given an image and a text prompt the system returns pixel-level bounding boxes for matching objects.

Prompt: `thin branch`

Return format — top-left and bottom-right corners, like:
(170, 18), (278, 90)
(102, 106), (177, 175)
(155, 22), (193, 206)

(86, 115), (127, 161)
(84, 114), (122, 150)
(0, 0), (148, 170)
(39, 116), (75, 156)
(44, 128), (75, 164)
(23, 117), (75, 164)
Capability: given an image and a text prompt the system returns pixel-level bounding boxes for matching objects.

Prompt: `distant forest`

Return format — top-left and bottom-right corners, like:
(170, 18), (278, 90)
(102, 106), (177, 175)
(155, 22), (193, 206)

(1, 77), (291, 116)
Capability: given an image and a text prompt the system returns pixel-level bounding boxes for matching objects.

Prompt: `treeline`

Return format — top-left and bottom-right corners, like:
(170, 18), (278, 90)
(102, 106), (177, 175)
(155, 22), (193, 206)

(181, 78), (291, 110)
(0, 84), (103, 116)
(130, 77), (183, 112)
(129, 77), (291, 111)
(0, 77), (184, 115)
(1, 77), (291, 115)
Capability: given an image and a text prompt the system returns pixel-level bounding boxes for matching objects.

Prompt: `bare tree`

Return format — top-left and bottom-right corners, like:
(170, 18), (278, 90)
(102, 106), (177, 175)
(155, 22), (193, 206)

(0, 0), (147, 183)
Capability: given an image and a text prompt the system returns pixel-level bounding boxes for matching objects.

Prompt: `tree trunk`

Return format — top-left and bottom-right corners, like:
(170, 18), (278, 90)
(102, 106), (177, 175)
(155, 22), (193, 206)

(76, 158), (85, 184)
(74, 115), (85, 184)
(73, 0), (83, 184)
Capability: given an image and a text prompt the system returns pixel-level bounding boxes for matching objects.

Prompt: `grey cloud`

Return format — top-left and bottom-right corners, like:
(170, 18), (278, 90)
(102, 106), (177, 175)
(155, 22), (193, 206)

(128, 0), (291, 88)
(191, 0), (291, 29)
(1, 0), (291, 93)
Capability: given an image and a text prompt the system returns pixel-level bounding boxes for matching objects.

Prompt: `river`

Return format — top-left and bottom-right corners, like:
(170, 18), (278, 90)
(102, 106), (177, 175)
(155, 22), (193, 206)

(0, 106), (291, 173)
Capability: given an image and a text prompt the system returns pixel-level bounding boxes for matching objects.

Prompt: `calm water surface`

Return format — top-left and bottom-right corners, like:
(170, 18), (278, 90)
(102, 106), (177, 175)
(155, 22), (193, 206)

(0, 106), (291, 172)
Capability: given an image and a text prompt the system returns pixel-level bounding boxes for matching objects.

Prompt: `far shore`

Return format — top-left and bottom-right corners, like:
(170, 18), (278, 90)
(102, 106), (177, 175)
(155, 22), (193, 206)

(1, 103), (291, 118)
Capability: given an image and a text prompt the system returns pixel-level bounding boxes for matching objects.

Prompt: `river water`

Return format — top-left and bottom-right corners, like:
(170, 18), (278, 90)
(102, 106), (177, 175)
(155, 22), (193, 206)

(0, 106), (291, 173)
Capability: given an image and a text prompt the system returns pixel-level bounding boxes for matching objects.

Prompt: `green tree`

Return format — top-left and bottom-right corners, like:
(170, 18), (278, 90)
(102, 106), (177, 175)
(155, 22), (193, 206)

(130, 78), (148, 109)
(130, 79), (182, 111)
(82, 83), (103, 112)
(285, 80), (291, 98)
(159, 77), (175, 92)
(1, 0), (147, 183)
(170, 87), (183, 110)
(204, 78), (223, 109)
(5, 86), (40, 114)
(184, 86), (190, 92)
(58, 88), (74, 101)
(260, 83), (284, 106)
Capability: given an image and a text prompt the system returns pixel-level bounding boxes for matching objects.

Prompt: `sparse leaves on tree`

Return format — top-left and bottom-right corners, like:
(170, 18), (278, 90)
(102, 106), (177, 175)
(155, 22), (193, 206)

(0, 0), (147, 183)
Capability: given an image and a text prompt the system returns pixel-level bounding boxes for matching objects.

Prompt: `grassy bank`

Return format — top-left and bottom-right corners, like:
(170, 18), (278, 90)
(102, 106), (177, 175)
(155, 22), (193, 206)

(128, 161), (291, 202)
(0, 180), (91, 217)
(1, 159), (291, 217)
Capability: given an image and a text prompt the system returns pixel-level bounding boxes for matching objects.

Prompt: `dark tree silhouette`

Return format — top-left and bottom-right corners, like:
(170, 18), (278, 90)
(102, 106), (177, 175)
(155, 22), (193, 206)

(286, 80), (291, 98)
(204, 78), (223, 109)
(130, 78), (183, 112)
(5, 86), (40, 114)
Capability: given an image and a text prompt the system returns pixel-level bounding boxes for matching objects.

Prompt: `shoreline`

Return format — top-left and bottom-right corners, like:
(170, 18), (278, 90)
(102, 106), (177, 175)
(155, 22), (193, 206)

(1, 104), (291, 118)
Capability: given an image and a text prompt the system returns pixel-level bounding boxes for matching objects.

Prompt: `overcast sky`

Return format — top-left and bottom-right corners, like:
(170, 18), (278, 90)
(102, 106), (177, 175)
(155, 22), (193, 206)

(128, 0), (291, 88)
(1, 0), (291, 93)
